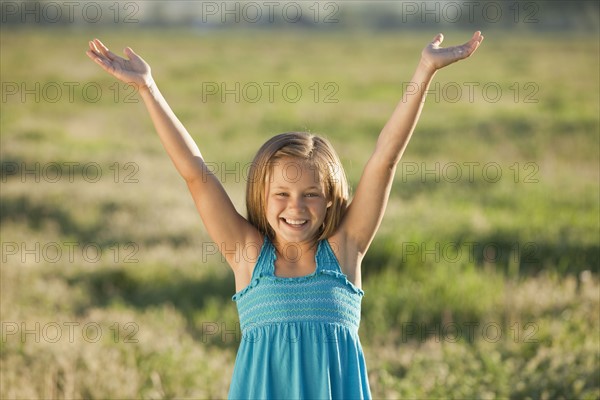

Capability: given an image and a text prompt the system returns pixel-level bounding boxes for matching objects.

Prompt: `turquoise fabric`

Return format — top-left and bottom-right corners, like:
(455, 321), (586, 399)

(229, 237), (372, 399)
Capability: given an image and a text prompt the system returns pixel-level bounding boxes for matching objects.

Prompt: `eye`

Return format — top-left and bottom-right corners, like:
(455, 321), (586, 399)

(305, 193), (319, 198)
(276, 192), (288, 197)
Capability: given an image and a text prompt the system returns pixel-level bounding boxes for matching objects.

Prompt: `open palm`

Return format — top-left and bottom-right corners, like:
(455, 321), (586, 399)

(86, 38), (152, 88)
(421, 31), (484, 71)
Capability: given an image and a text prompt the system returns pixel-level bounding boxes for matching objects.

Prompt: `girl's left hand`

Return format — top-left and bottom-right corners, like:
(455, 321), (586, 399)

(421, 31), (484, 72)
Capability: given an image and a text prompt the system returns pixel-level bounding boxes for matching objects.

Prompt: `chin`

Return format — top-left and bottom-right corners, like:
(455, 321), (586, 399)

(275, 229), (318, 245)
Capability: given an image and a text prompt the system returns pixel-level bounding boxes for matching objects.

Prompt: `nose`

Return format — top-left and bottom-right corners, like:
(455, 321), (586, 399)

(288, 195), (306, 211)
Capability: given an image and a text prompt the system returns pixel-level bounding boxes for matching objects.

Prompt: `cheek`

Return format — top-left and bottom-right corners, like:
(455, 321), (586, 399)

(266, 198), (283, 216)
(313, 200), (329, 218)
(265, 200), (276, 215)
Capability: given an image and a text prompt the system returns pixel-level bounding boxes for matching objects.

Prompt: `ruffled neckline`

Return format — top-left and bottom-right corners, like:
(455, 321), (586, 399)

(232, 268), (364, 301)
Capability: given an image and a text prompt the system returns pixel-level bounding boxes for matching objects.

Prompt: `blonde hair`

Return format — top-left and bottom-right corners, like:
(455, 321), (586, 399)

(246, 132), (349, 242)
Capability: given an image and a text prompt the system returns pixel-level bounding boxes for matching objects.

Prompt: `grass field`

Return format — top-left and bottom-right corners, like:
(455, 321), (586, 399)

(1, 27), (599, 399)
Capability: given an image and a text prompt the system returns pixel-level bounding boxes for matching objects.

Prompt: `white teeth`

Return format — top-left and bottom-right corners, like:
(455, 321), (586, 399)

(284, 218), (307, 226)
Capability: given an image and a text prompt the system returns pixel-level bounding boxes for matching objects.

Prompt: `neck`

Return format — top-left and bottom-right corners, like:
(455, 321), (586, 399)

(272, 237), (319, 265)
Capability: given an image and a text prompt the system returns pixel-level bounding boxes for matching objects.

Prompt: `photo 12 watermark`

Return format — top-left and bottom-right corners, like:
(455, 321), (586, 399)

(399, 161), (540, 184)
(201, 81), (339, 104)
(401, 321), (539, 343)
(200, 159), (343, 185)
(1, 81), (139, 104)
(199, 239), (346, 265)
(398, 1), (540, 25)
(196, 1), (340, 24)
(1, 161), (139, 184)
(1, 1), (140, 25)
(1, 321), (139, 344)
(200, 321), (348, 344)
(402, 81), (539, 104)
(400, 241), (540, 265)
(1, 241), (140, 264)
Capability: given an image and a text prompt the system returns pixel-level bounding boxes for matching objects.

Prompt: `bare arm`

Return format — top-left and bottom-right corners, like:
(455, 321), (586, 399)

(86, 39), (260, 270)
(337, 32), (484, 256)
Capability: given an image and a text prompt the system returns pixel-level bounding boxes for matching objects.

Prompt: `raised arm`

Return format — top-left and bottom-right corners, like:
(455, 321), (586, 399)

(85, 39), (260, 271)
(337, 32), (484, 258)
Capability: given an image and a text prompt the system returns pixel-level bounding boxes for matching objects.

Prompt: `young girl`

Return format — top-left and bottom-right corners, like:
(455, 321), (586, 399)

(86, 31), (483, 399)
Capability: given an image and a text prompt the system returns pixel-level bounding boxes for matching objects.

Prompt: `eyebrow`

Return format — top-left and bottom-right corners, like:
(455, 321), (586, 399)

(271, 185), (322, 191)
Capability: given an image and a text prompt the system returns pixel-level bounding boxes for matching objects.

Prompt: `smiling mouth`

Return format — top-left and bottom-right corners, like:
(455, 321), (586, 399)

(281, 217), (308, 227)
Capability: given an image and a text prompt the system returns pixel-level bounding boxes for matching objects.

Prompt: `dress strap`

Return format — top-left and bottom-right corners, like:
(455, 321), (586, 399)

(250, 236), (276, 279)
(316, 239), (343, 273)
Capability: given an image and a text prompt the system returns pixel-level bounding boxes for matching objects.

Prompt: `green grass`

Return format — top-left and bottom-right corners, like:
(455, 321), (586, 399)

(1, 28), (599, 399)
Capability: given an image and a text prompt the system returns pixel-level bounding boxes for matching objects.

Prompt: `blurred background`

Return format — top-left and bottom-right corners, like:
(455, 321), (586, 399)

(1, 0), (598, 398)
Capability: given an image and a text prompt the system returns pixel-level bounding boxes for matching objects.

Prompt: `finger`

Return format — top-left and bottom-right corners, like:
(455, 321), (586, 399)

(86, 49), (112, 71)
(464, 32), (483, 50)
(123, 47), (140, 61)
(461, 34), (484, 58)
(93, 38), (118, 61)
(91, 39), (106, 56)
(431, 33), (444, 47)
(89, 40), (108, 63)
(471, 31), (484, 45)
(90, 40), (101, 55)
(470, 32), (484, 49)
(86, 49), (101, 63)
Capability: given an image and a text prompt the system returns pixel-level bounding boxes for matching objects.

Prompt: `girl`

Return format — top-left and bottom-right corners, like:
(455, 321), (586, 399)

(86, 31), (484, 399)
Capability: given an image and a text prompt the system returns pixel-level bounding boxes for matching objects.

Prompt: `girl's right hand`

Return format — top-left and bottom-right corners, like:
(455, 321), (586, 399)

(86, 38), (153, 89)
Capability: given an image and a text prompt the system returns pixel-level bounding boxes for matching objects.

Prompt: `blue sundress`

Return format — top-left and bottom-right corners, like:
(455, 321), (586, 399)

(228, 237), (371, 399)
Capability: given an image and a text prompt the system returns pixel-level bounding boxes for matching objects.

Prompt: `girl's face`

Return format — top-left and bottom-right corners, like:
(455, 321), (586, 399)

(265, 157), (331, 245)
